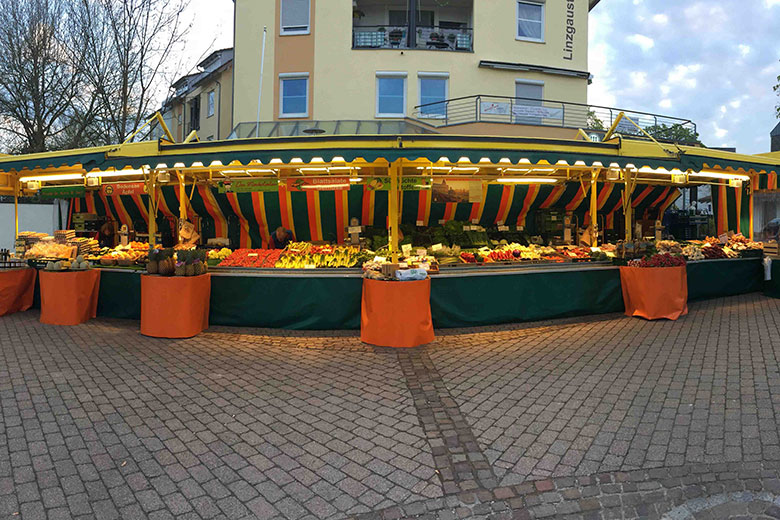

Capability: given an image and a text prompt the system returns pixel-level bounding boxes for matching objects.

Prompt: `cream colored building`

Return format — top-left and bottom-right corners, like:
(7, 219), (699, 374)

(230, 0), (602, 138)
(157, 49), (234, 142)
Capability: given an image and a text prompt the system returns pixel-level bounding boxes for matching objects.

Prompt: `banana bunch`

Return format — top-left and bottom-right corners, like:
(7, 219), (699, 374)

(275, 248), (360, 268)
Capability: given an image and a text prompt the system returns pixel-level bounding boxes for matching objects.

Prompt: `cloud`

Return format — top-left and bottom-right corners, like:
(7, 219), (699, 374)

(659, 99), (672, 109)
(738, 44), (751, 57)
(651, 14), (668, 24)
(626, 34), (654, 51)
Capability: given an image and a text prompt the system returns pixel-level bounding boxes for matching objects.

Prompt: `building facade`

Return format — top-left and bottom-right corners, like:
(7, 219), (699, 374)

(157, 49), (234, 142)
(231, 0), (599, 138)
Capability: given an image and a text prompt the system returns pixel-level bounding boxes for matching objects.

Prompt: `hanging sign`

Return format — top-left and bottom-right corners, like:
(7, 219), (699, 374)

(40, 186), (86, 199)
(102, 182), (147, 197)
(511, 104), (564, 120)
(364, 177), (430, 191)
(480, 101), (511, 116)
(286, 177), (350, 191)
(218, 178), (279, 193)
(432, 179), (483, 203)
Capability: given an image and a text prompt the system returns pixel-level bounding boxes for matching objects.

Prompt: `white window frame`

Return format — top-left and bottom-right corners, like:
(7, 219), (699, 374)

(417, 72), (449, 120)
(207, 90), (215, 118)
(376, 72), (407, 118)
(516, 0), (545, 43)
(280, 0), (310, 35)
(279, 73), (309, 118)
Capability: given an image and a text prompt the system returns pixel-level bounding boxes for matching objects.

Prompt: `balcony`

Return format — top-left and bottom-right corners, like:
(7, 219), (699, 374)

(413, 95), (699, 144)
(352, 0), (473, 52)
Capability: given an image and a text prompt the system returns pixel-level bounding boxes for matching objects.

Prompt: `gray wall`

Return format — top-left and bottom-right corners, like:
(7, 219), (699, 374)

(0, 203), (67, 250)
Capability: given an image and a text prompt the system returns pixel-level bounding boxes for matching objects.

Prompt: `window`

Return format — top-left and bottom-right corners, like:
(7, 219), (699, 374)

(207, 91), (215, 117)
(418, 73), (448, 118)
(517, 1), (544, 41)
(279, 74), (309, 118)
(281, 0), (310, 35)
(514, 80), (543, 125)
(189, 97), (200, 131)
(376, 73), (407, 117)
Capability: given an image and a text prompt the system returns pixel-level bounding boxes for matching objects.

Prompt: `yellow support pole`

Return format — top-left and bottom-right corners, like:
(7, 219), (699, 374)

(389, 159), (400, 263)
(177, 172), (188, 221)
(749, 175), (755, 241)
(13, 175), (19, 239)
(590, 170), (599, 247)
(623, 169), (635, 241)
(147, 170), (157, 248)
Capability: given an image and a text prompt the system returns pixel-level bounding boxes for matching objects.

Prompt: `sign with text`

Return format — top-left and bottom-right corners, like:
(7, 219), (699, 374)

(218, 178), (279, 193)
(363, 177), (430, 191)
(480, 101), (511, 116)
(511, 104), (564, 120)
(40, 185), (86, 199)
(286, 177), (350, 191)
(102, 182), (146, 197)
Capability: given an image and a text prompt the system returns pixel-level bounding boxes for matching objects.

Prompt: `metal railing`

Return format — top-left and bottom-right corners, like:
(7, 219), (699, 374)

(352, 25), (473, 52)
(413, 94), (697, 141)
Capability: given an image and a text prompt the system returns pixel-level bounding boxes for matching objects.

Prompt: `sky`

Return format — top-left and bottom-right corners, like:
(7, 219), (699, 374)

(588, 0), (780, 154)
(178, 0), (780, 154)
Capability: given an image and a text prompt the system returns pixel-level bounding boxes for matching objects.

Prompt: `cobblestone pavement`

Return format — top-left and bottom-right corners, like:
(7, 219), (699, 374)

(2, 293), (780, 519)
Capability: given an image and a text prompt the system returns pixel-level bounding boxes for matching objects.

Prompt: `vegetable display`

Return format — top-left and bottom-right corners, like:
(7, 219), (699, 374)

(628, 253), (686, 268)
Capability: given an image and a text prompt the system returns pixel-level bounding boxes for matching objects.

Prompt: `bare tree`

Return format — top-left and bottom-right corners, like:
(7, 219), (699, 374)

(82, 0), (191, 144)
(0, 0), (95, 153)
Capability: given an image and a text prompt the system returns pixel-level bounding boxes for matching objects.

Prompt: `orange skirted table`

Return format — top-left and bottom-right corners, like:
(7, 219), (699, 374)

(361, 278), (435, 348)
(0, 268), (37, 317)
(39, 269), (101, 325)
(141, 274), (211, 338)
(619, 266), (688, 321)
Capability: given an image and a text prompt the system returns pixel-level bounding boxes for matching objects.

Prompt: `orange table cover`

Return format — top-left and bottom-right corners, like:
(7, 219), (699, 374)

(141, 274), (211, 338)
(361, 278), (435, 348)
(39, 269), (101, 325)
(619, 265), (688, 321)
(0, 269), (37, 317)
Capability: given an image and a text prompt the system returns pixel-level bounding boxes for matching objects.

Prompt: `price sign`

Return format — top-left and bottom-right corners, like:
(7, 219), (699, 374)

(718, 233), (728, 244)
(401, 244), (412, 256)
(348, 226), (362, 233)
(304, 264), (316, 269)
(497, 220), (504, 226)
(416, 248), (427, 257)
(438, 219), (447, 225)
(416, 220), (424, 227)
(431, 243), (443, 251)
(373, 256), (386, 263)
(471, 218), (479, 224)
(398, 262), (408, 268)
(498, 225), (509, 232)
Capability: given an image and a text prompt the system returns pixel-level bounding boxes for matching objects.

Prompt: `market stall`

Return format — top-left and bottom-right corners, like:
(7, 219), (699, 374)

(1, 125), (779, 332)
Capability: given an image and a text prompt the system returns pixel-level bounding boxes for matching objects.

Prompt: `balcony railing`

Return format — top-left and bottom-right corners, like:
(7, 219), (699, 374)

(352, 25), (473, 52)
(413, 94), (697, 142)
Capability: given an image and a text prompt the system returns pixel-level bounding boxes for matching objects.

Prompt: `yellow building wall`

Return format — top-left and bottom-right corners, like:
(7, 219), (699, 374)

(190, 67), (234, 141)
(234, 0), (590, 127)
(233, 0), (278, 124)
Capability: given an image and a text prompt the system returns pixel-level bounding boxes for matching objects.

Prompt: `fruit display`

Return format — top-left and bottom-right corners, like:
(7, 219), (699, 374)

(43, 255), (91, 271)
(628, 253), (686, 268)
(275, 246), (364, 268)
(656, 240), (683, 254)
(701, 243), (728, 259)
(727, 234), (762, 251)
(208, 248), (232, 261)
(218, 249), (283, 268)
(682, 244), (705, 261)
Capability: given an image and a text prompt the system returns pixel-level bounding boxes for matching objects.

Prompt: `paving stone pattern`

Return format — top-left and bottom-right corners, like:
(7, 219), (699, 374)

(2, 293), (780, 519)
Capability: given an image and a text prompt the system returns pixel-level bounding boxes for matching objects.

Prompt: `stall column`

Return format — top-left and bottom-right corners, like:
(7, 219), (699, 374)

(12, 174), (18, 241)
(749, 174), (755, 240)
(177, 171), (188, 221)
(622, 168), (636, 241)
(147, 170), (157, 248)
(389, 159), (401, 263)
(590, 169), (599, 247)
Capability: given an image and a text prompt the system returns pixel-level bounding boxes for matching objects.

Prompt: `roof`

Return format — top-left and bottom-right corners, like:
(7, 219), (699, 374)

(771, 120), (780, 137)
(197, 48), (234, 73)
(589, 0), (602, 10)
(479, 60), (592, 82)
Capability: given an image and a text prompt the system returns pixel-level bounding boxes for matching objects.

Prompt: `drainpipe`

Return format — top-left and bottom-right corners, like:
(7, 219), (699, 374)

(215, 79), (222, 140)
(408, 0), (417, 48)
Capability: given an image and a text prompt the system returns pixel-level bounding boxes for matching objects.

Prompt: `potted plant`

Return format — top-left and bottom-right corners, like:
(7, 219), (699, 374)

(447, 33), (456, 44)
